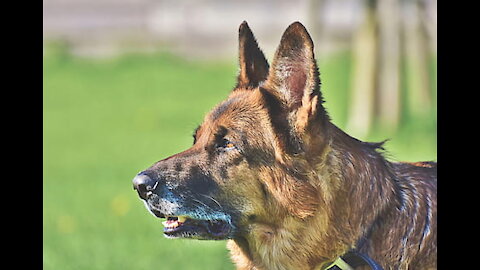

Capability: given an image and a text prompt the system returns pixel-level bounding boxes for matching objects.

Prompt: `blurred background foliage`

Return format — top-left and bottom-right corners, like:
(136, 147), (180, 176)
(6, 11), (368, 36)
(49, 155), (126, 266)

(43, 0), (436, 269)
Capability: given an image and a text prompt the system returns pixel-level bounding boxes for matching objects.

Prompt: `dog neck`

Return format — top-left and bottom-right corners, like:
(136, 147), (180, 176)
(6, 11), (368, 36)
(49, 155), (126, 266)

(227, 124), (400, 270)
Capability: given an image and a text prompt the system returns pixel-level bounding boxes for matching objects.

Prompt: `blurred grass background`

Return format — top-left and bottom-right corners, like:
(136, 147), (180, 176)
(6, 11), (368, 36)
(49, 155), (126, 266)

(43, 0), (436, 269)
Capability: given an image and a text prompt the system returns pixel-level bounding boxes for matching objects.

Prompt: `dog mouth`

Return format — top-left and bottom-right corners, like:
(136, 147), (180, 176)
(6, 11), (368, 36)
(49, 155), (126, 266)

(160, 216), (231, 240)
(144, 198), (233, 240)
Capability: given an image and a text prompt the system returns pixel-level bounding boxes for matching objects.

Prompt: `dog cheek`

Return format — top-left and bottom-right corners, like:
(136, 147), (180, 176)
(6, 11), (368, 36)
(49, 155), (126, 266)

(260, 168), (319, 219)
(280, 176), (319, 219)
(217, 167), (264, 208)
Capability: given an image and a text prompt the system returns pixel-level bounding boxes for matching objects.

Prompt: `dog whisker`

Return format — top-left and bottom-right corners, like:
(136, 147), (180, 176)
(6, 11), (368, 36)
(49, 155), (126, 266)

(199, 194), (224, 210)
(192, 198), (214, 212)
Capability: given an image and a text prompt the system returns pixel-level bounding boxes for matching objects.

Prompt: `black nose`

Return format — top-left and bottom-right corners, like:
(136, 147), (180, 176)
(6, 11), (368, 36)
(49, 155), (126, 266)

(132, 173), (158, 200)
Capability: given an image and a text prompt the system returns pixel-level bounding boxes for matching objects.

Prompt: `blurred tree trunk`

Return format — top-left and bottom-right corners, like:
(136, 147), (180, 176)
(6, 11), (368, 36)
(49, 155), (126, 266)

(402, 0), (432, 116)
(418, 0), (437, 54)
(343, 0), (434, 136)
(417, 0), (437, 104)
(346, 0), (377, 138)
(307, 0), (324, 41)
(376, 0), (401, 132)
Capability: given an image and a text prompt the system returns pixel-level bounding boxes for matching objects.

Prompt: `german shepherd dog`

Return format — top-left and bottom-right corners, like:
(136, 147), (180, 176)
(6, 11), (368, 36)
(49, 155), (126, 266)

(133, 21), (437, 270)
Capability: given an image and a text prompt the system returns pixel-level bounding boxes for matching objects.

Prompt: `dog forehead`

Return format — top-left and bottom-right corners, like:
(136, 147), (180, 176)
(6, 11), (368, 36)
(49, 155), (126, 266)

(210, 97), (240, 121)
(208, 90), (262, 123)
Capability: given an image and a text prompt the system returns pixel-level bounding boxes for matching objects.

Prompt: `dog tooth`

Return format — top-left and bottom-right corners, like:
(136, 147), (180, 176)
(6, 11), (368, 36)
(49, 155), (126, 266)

(162, 219), (176, 226)
(178, 216), (187, 223)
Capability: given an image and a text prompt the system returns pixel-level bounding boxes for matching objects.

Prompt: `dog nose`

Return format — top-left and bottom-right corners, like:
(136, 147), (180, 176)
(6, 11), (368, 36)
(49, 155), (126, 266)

(132, 173), (158, 200)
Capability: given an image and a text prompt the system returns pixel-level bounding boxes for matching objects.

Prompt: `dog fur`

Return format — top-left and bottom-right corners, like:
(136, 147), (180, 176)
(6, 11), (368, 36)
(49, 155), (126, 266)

(133, 21), (437, 270)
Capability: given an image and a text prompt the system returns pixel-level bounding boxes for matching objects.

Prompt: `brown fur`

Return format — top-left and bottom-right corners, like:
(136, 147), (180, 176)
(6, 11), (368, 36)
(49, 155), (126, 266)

(133, 21), (436, 270)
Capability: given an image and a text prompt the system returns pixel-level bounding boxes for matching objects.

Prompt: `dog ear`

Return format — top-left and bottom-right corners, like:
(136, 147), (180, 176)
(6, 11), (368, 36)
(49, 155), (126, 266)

(236, 21), (270, 90)
(263, 22), (326, 131)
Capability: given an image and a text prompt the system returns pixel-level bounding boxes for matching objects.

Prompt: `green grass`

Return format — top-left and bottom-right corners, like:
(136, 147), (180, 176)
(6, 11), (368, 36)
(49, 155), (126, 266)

(43, 49), (436, 270)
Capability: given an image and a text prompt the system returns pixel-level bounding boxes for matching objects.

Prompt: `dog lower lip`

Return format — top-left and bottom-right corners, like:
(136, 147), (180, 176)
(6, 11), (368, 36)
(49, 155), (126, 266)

(161, 217), (230, 239)
(207, 220), (229, 236)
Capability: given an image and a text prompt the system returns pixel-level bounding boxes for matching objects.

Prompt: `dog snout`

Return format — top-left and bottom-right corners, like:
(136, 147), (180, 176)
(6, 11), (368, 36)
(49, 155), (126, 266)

(132, 172), (158, 200)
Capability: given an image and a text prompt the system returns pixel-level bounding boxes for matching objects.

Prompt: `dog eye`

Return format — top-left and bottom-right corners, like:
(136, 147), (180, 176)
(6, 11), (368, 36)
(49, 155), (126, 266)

(219, 138), (235, 150)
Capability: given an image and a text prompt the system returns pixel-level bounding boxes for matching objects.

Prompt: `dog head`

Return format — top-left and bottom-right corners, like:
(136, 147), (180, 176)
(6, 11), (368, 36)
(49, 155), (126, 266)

(133, 21), (329, 241)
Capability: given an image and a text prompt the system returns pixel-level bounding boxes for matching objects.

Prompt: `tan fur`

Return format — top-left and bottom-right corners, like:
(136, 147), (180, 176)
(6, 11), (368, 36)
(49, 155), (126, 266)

(221, 22), (435, 269)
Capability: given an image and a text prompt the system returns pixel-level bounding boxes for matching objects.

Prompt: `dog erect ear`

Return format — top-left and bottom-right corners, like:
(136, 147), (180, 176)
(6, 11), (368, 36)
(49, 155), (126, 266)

(236, 21), (270, 89)
(263, 22), (326, 131)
